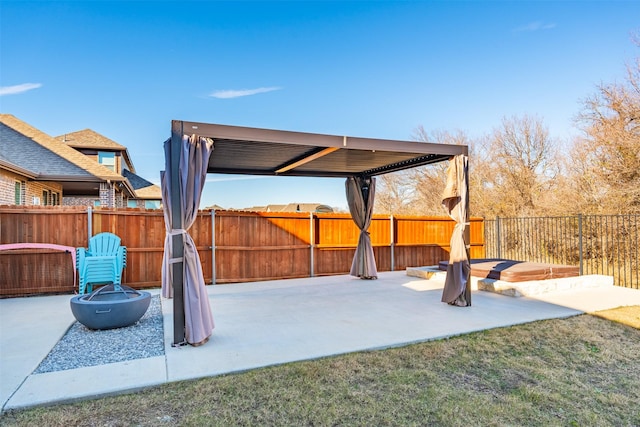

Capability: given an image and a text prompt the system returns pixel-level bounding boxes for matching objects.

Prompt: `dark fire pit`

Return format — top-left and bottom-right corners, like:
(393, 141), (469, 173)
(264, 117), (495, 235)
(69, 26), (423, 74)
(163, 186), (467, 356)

(70, 284), (151, 330)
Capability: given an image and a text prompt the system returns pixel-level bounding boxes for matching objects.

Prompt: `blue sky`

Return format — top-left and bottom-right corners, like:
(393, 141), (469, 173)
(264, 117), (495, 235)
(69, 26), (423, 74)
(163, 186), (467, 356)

(1, 1), (638, 210)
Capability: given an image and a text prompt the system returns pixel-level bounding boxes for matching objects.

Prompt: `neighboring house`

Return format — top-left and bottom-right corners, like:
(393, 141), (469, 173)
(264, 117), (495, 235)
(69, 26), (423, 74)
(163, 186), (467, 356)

(245, 203), (334, 213)
(55, 129), (161, 209)
(0, 114), (161, 208)
(203, 204), (226, 211)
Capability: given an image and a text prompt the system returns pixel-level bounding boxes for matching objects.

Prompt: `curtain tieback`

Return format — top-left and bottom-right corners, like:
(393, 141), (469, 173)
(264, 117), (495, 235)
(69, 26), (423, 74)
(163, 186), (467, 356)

(168, 229), (187, 263)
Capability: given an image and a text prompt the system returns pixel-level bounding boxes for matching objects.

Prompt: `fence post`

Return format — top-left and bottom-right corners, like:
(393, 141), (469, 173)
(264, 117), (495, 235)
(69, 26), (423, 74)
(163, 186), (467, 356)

(495, 216), (501, 259)
(390, 214), (395, 271)
(87, 206), (92, 245)
(211, 209), (216, 285)
(310, 212), (315, 277)
(578, 214), (583, 275)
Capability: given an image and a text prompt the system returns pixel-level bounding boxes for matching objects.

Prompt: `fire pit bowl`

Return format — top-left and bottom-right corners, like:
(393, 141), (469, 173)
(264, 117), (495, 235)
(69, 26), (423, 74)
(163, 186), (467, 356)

(70, 284), (151, 330)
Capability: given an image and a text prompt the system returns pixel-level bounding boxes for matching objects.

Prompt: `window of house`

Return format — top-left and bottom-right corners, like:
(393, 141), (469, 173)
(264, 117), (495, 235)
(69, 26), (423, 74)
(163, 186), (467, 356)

(15, 181), (22, 205)
(42, 190), (51, 206)
(14, 181), (26, 205)
(52, 192), (59, 206)
(144, 200), (161, 209)
(127, 200), (138, 208)
(98, 152), (116, 171)
(94, 200), (101, 207)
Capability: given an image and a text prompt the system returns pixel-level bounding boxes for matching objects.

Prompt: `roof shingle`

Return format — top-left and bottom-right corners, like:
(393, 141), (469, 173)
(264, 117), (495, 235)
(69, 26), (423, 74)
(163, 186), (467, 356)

(0, 115), (123, 181)
(122, 169), (162, 199)
(56, 129), (126, 150)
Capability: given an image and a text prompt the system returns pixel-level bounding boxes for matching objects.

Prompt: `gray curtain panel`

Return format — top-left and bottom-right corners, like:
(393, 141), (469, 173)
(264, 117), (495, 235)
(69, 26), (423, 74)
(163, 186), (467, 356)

(161, 135), (215, 345)
(441, 155), (471, 306)
(346, 176), (378, 279)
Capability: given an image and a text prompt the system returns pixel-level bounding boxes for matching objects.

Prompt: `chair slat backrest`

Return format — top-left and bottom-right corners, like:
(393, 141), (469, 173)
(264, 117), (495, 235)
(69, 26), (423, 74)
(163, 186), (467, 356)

(88, 232), (122, 256)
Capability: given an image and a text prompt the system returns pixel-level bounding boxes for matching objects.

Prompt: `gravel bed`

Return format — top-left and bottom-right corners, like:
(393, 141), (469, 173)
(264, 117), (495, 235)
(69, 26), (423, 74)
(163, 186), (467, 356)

(34, 295), (164, 374)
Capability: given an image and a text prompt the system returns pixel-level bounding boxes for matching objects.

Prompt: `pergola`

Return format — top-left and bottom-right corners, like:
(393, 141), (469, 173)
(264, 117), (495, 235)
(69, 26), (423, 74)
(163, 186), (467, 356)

(163, 120), (470, 346)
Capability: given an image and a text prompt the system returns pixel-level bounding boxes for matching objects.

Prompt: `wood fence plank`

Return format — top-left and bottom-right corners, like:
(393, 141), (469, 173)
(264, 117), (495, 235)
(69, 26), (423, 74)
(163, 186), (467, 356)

(0, 206), (484, 295)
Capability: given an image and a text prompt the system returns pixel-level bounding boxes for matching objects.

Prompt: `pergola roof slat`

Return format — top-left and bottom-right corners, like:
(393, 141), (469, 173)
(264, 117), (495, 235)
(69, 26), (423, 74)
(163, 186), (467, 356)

(176, 120), (468, 178)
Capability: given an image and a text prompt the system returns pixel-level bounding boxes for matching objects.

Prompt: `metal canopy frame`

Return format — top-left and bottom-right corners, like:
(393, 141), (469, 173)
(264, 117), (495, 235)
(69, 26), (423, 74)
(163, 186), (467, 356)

(166, 120), (470, 345)
(176, 120), (468, 178)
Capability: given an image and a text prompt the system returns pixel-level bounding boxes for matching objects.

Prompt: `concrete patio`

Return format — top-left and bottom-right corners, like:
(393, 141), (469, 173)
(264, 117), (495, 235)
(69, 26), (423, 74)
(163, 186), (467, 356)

(2, 270), (639, 413)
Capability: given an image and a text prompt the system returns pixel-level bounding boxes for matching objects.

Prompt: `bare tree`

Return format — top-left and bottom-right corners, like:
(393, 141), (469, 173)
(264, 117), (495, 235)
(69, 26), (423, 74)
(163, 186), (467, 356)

(571, 40), (640, 213)
(377, 117), (560, 219)
(466, 135), (501, 218)
(484, 115), (558, 217)
(374, 171), (416, 214)
(374, 126), (493, 217)
(409, 127), (471, 215)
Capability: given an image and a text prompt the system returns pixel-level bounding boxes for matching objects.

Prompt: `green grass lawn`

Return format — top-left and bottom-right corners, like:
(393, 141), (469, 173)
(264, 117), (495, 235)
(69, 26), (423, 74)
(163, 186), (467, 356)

(2, 307), (639, 427)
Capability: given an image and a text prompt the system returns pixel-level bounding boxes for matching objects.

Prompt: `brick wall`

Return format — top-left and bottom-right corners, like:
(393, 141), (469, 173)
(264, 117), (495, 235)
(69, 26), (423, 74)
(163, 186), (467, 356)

(99, 182), (115, 207)
(25, 181), (63, 206)
(0, 170), (22, 204)
(3, 169), (141, 209)
(0, 169), (62, 206)
(63, 196), (98, 207)
(64, 193), (129, 208)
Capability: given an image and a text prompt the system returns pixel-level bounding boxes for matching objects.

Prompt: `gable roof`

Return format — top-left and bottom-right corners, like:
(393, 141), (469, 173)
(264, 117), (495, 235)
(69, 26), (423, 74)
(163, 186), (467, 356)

(283, 203), (334, 213)
(1, 114), (162, 200)
(242, 203), (334, 213)
(56, 129), (135, 172)
(1, 123), (92, 178)
(122, 169), (162, 200)
(0, 115), (124, 183)
(57, 129), (126, 150)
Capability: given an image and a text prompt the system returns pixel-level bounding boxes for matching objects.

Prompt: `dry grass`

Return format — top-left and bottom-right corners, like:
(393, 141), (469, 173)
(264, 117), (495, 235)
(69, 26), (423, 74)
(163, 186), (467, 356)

(592, 305), (640, 329)
(2, 307), (639, 426)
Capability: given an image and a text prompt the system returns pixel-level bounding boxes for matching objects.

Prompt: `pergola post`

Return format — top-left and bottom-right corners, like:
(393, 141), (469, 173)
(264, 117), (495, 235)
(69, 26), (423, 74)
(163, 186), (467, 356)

(170, 121), (186, 345)
(464, 149), (471, 305)
(159, 119), (472, 338)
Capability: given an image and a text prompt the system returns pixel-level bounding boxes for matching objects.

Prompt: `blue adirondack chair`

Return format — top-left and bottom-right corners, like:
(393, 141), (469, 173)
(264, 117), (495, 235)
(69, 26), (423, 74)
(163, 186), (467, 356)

(76, 232), (127, 294)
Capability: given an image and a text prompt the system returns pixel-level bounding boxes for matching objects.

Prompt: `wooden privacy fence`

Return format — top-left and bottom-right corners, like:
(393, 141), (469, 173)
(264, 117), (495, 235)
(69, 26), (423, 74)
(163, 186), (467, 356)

(0, 205), (485, 296)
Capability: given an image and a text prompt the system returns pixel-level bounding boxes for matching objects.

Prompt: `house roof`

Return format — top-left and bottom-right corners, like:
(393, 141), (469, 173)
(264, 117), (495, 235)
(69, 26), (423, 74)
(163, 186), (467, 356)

(284, 203), (333, 213)
(1, 123), (90, 178)
(57, 128), (126, 150)
(0, 157), (38, 179)
(122, 169), (162, 200)
(205, 204), (226, 210)
(247, 203), (334, 213)
(171, 121), (468, 178)
(0, 114), (125, 195)
(56, 129), (135, 172)
(1, 115), (163, 200)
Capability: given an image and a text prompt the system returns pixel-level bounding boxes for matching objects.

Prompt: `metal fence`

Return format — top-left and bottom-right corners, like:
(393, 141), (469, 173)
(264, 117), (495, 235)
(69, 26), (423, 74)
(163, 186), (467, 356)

(484, 215), (639, 289)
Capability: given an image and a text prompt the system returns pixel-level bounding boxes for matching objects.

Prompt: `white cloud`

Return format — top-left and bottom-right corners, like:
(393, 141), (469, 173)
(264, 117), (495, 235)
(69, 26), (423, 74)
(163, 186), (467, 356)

(0, 83), (43, 96)
(514, 21), (557, 32)
(209, 86), (282, 99)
